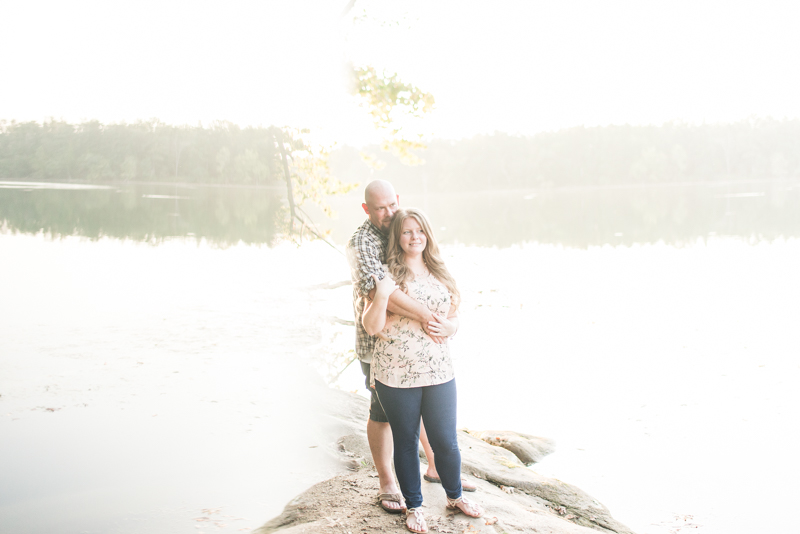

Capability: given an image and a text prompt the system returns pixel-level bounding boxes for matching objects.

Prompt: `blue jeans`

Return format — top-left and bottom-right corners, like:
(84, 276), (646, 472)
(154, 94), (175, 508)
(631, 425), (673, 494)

(374, 378), (462, 509)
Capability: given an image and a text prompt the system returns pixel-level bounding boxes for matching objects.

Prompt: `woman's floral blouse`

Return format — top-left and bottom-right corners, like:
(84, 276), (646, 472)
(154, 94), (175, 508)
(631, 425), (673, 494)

(372, 268), (454, 388)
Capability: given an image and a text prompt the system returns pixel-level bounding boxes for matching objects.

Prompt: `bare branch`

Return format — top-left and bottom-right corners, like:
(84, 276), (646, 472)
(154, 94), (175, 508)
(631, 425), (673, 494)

(341, 0), (357, 17)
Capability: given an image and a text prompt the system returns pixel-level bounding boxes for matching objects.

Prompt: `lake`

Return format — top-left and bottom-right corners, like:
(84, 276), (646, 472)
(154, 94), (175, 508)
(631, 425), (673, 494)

(1, 179), (799, 534)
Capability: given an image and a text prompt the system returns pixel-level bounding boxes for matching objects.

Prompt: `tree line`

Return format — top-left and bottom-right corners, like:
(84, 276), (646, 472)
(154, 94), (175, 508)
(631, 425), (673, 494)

(333, 118), (800, 192)
(3, 118), (800, 190)
(0, 119), (287, 184)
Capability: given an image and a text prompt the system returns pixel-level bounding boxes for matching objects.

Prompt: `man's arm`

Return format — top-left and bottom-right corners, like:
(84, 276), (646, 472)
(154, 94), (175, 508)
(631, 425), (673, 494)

(367, 285), (447, 343)
(346, 233), (384, 298)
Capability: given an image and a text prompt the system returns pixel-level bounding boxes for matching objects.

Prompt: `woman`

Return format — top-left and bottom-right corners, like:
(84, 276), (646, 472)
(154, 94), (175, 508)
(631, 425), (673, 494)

(363, 208), (483, 534)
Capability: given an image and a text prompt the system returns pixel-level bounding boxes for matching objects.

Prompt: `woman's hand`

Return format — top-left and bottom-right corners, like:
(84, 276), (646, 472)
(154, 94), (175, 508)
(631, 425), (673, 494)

(428, 313), (457, 338)
(371, 273), (397, 300)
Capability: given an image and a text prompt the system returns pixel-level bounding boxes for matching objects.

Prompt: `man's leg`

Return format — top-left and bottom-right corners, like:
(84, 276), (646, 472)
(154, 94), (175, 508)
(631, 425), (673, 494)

(420, 419), (477, 492)
(374, 381), (425, 510)
(367, 419), (402, 505)
(420, 420), (437, 478)
(361, 362), (403, 511)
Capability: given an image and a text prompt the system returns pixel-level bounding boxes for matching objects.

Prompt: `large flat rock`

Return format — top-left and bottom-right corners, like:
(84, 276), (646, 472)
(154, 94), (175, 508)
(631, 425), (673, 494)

(474, 430), (557, 465)
(259, 390), (635, 534)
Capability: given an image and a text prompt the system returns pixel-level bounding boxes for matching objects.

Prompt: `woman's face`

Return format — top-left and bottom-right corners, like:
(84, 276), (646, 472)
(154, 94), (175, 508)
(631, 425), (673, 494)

(399, 216), (426, 256)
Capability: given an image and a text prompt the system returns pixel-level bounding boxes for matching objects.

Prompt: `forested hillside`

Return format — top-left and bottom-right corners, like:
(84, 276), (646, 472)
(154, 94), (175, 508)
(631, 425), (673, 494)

(0, 120), (283, 184)
(3, 118), (799, 189)
(335, 119), (800, 192)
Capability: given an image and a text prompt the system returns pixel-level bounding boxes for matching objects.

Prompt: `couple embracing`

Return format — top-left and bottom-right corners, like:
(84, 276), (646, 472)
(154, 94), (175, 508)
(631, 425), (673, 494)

(346, 180), (484, 533)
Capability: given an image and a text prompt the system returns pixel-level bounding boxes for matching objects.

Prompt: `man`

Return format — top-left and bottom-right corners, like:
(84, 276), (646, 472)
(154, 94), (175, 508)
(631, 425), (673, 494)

(346, 179), (474, 514)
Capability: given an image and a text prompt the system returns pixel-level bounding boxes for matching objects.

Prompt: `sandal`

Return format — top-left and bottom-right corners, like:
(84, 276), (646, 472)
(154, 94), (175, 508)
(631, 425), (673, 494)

(378, 492), (406, 514)
(406, 507), (428, 533)
(446, 495), (484, 518)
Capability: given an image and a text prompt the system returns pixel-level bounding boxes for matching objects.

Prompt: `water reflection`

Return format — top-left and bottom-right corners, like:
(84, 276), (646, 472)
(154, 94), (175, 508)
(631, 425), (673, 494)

(450, 182), (800, 248)
(1, 180), (799, 247)
(0, 182), (284, 246)
(325, 181), (800, 248)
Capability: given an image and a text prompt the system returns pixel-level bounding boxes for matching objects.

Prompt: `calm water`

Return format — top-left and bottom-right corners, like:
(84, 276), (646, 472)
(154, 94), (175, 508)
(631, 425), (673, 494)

(2, 179), (799, 534)
(2, 179), (799, 247)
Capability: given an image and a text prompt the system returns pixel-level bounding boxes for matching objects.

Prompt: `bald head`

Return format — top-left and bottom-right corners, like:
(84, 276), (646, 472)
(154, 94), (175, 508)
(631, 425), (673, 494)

(364, 180), (396, 204)
(362, 180), (399, 232)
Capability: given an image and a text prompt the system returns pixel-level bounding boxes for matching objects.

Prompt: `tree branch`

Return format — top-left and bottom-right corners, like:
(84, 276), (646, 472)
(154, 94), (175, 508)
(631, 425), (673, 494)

(341, 0), (357, 17)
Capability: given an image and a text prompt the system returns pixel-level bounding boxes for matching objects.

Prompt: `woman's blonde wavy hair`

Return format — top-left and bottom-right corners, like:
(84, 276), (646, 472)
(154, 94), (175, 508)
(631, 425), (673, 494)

(385, 208), (460, 311)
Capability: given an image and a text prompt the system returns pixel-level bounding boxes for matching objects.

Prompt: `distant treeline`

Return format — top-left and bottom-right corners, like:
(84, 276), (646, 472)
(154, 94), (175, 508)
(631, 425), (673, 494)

(3, 118), (800, 188)
(0, 120), (285, 184)
(333, 118), (800, 192)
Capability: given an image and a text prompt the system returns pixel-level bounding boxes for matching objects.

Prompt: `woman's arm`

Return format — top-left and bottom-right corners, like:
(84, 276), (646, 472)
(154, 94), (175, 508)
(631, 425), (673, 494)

(362, 273), (397, 336)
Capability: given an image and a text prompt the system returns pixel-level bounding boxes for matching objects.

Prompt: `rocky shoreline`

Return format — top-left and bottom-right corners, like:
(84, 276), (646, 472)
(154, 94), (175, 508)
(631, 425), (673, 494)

(256, 389), (635, 534)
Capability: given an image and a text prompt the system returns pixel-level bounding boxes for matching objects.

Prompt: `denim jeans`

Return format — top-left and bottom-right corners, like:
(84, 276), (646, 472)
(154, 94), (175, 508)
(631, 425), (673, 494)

(374, 378), (462, 509)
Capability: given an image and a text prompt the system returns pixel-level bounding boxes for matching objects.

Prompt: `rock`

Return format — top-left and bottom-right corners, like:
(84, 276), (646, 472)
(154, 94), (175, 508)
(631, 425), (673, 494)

(337, 433), (373, 469)
(458, 431), (634, 534)
(255, 470), (607, 534)
(257, 391), (636, 534)
(474, 429), (557, 465)
(321, 388), (370, 437)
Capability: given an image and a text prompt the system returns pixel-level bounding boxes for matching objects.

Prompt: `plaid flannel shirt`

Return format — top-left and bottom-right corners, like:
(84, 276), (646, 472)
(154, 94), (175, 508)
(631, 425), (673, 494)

(346, 219), (388, 363)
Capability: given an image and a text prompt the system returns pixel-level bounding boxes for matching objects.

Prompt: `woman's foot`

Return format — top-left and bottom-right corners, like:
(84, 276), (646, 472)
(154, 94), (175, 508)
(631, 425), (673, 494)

(446, 496), (484, 518)
(405, 508), (428, 533)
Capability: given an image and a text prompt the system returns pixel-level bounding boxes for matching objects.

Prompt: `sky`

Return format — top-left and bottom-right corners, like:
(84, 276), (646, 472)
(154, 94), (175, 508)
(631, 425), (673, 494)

(2, 0), (800, 145)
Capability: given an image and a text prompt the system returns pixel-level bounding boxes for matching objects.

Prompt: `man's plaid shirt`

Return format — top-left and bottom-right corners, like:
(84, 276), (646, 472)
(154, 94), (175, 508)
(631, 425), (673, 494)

(346, 219), (388, 363)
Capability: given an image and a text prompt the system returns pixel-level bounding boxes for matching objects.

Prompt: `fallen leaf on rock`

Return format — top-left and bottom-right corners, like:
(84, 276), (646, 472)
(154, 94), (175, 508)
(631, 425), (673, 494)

(498, 458), (521, 468)
(485, 516), (498, 525)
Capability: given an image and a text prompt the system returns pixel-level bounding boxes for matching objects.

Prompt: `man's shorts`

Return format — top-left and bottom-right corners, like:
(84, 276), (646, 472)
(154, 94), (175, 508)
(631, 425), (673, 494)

(360, 361), (389, 423)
